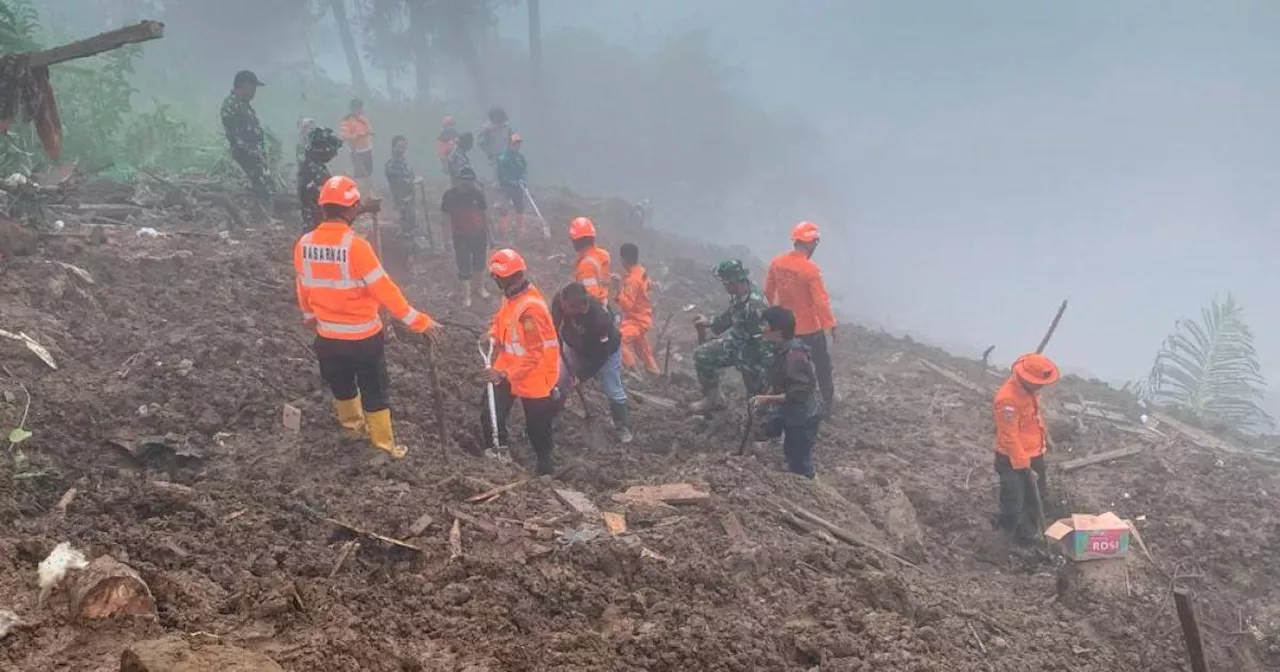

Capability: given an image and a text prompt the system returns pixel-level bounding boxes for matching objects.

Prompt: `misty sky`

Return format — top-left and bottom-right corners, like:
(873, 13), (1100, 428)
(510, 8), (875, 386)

(502, 0), (1280, 396)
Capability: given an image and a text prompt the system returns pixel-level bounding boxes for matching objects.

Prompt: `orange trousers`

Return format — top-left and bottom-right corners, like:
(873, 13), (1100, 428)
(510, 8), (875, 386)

(620, 319), (660, 374)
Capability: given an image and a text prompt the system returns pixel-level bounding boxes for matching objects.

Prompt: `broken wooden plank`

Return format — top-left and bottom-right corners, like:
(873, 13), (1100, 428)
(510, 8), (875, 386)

(328, 540), (358, 578)
(719, 512), (749, 547)
(629, 390), (679, 409)
(448, 518), (462, 561)
(554, 488), (600, 517)
(466, 478), (530, 503)
(601, 512), (627, 535)
(404, 513), (434, 538)
(918, 359), (990, 395)
(1058, 445), (1145, 472)
(611, 483), (710, 506)
(1062, 402), (1130, 424)
(30, 21), (166, 68)
(447, 509), (499, 538)
(54, 487), (77, 517)
(323, 517), (422, 552)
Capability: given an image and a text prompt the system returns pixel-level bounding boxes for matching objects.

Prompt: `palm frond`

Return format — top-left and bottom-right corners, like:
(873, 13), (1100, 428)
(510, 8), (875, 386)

(1148, 294), (1275, 432)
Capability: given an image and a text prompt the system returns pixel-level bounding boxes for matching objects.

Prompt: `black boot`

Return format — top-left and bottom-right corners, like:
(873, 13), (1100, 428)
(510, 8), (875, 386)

(609, 401), (634, 444)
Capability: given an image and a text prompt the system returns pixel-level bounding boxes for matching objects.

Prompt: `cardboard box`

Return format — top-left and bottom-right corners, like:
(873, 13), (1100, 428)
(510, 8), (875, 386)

(1043, 512), (1131, 561)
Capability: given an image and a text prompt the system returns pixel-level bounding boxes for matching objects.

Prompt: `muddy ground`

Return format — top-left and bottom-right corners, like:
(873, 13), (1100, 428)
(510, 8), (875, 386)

(0, 183), (1277, 671)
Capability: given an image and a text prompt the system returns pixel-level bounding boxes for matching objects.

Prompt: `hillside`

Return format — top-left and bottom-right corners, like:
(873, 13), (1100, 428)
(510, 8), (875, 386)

(0, 180), (1277, 671)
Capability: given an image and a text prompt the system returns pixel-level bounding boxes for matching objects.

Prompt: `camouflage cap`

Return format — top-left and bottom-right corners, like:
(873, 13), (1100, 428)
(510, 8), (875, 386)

(307, 127), (343, 153)
(713, 259), (749, 283)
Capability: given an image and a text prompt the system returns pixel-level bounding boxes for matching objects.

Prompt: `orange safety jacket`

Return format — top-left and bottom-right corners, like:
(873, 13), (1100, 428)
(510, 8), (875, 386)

(764, 249), (836, 337)
(489, 283), (561, 398)
(340, 113), (373, 152)
(574, 246), (611, 304)
(293, 221), (432, 340)
(993, 376), (1047, 470)
(615, 264), (654, 330)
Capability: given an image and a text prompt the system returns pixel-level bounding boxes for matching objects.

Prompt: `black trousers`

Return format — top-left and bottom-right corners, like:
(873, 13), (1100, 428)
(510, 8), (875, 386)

(480, 380), (561, 473)
(762, 415), (819, 478)
(799, 331), (834, 408)
(994, 452), (1047, 538)
(315, 332), (389, 413)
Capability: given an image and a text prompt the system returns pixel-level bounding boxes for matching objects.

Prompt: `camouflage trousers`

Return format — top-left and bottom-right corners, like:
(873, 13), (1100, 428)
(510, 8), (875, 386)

(693, 337), (771, 395)
(231, 148), (273, 215)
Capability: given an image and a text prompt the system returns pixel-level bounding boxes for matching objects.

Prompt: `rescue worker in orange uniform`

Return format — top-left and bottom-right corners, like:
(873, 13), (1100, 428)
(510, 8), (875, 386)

(293, 176), (439, 459)
(993, 353), (1059, 541)
(569, 217), (611, 307)
(340, 98), (374, 182)
(612, 242), (661, 374)
(764, 221), (837, 409)
(481, 249), (563, 475)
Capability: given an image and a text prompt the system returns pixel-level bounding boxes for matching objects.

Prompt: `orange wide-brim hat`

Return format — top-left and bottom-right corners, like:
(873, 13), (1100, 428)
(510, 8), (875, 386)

(1012, 353), (1060, 386)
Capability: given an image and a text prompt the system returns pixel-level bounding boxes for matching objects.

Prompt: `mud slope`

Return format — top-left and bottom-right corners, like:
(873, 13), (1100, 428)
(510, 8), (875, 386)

(0, 186), (1276, 671)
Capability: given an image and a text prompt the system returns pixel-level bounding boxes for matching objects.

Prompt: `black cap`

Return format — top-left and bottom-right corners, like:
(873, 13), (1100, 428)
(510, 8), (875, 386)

(234, 70), (265, 87)
(459, 167), (477, 180)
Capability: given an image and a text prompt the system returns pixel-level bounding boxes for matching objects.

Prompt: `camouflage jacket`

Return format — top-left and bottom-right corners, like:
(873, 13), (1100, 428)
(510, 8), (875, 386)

(296, 158), (331, 229)
(447, 146), (472, 181)
(384, 153), (415, 202)
(220, 93), (264, 156)
(710, 281), (772, 360)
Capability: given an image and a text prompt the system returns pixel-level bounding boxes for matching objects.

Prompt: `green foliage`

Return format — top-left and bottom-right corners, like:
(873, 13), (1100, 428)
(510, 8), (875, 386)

(0, 0), (39, 52)
(1144, 295), (1274, 432)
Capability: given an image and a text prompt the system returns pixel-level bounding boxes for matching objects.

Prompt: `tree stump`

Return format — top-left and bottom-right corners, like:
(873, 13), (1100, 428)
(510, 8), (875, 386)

(69, 555), (155, 619)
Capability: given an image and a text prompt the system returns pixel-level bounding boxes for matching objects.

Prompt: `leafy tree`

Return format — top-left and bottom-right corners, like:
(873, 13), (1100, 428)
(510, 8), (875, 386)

(1141, 295), (1274, 432)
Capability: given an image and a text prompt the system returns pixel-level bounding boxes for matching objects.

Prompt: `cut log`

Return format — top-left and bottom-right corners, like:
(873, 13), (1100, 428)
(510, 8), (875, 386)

(554, 488), (600, 517)
(1058, 445), (1145, 472)
(120, 634), (283, 672)
(68, 555), (155, 619)
(611, 483), (710, 506)
(30, 21), (164, 66)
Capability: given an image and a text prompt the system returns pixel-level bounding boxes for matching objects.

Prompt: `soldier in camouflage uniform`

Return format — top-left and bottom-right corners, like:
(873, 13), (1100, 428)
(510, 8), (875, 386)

(384, 135), (418, 236)
(220, 70), (272, 218)
(297, 127), (342, 231)
(690, 259), (776, 412)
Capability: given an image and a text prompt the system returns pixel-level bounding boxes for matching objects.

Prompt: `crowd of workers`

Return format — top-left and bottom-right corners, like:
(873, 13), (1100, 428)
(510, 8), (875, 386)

(228, 69), (1057, 541)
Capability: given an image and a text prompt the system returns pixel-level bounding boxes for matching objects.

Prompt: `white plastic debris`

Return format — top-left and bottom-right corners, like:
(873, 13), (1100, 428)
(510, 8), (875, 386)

(37, 542), (88, 608)
(0, 329), (57, 370)
(52, 219), (65, 231)
(136, 227), (160, 238)
(0, 609), (18, 639)
(3, 173), (28, 189)
(137, 404), (150, 417)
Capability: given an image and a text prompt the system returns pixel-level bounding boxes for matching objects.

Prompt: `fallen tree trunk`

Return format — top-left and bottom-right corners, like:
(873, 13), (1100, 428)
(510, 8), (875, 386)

(69, 555), (155, 619)
(30, 21), (166, 68)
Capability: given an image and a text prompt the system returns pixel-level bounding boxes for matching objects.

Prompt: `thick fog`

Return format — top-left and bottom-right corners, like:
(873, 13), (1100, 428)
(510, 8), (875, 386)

(34, 0), (1280, 409)
(507, 1), (1280, 399)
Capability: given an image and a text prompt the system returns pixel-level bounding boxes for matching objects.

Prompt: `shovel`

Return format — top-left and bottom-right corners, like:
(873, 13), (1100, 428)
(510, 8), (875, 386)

(479, 339), (510, 461)
(521, 181), (551, 239)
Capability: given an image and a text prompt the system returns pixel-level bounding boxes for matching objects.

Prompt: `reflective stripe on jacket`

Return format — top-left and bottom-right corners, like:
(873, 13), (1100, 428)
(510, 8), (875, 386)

(293, 221), (432, 340)
(764, 250), (836, 336)
(574, 246), (611, 304)
(490, 283), (561, 398)
(615, 264), (653, 330)
(993, 376), (1046, 469)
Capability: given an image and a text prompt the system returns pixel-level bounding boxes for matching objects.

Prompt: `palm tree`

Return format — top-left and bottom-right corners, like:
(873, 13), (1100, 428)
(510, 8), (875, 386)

(1143, 295), (1274, 432)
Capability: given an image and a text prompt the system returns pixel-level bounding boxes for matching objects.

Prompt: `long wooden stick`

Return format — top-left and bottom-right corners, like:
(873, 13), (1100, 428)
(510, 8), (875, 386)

(1035, 300), (1068, 354)
(30, 21), (165, 68)
(1174, 588), (1210, 672)
(424, 340), (448, 452)
(779, 499), (921, 570)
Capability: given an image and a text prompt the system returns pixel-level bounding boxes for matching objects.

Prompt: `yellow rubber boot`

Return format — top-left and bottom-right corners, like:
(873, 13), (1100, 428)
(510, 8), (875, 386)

(366, 409), (407, 459)
(334, 396), (366, 433)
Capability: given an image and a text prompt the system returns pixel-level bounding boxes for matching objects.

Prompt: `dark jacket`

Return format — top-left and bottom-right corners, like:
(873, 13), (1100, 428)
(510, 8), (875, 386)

(768, 338), (822, 426)
(552, 292), (620, 379)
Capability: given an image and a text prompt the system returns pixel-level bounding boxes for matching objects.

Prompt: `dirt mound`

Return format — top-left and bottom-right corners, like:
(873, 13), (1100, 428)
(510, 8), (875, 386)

(0, 184), (1276, 670)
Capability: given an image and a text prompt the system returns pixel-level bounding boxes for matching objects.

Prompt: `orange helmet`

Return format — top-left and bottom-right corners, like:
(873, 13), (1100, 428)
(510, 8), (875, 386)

(791, 221), (820, 243)
(488, 248), (527, 278)
(1012, 353), (1060, 386)
(443, 115), (456, 127)
(569, 216), (597, 240)
(317, 175), (361, 207)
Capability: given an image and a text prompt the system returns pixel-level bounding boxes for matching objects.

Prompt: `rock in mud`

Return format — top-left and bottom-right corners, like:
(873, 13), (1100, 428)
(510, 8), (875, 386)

(120, 635), (284, 672)
(440, 582), (473, 605)
(0, 219), (36, 257)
